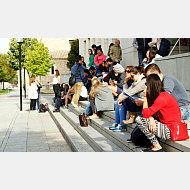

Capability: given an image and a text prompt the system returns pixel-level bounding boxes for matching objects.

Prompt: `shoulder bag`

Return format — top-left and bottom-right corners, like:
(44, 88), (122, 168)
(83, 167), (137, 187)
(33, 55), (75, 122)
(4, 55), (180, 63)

(168, 117), (189, 141)
(69, 65), (80, 86)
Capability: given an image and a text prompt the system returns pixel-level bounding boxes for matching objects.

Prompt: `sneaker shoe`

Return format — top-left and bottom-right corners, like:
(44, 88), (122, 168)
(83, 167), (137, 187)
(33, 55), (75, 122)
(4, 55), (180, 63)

(53, 109), (60, 112)
(112, 124), (127, 132)
(109, 123), (118, 130)
(63, 105), (68, 109)
(70, 102), (78, 108)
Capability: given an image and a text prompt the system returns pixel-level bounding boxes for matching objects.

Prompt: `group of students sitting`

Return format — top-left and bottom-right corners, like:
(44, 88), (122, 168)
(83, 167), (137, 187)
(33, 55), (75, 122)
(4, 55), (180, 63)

(53, 45), (190, 152)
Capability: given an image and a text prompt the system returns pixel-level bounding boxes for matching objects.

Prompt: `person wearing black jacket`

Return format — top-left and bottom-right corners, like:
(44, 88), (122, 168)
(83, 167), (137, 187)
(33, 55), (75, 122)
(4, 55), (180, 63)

(108, 64), (126, 97)
(132, 38), (152, 66)
(102, 62), (117, 83)
(53, 83), (69, 112)
(84, 69), (93, 93)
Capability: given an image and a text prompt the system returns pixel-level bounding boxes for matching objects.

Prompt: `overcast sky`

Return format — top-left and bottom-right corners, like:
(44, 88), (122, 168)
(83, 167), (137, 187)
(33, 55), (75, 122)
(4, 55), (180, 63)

(0, 38), (11, 54)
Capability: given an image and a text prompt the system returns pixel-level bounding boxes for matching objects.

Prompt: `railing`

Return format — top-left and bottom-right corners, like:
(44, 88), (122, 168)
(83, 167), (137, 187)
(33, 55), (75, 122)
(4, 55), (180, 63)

(168, 38), (180, 56)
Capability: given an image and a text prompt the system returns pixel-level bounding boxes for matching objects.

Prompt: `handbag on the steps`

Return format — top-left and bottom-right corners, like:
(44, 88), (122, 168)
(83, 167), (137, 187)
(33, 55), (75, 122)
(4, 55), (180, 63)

(79, 113), (88, 127)
(167, 117), (189, 141)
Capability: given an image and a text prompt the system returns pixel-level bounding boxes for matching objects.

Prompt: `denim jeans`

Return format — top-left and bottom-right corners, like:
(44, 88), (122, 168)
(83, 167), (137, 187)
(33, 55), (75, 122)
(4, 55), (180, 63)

(180, 107), (190, 120)
(85, 102), (92, 115)
(37, 91), (40, 109)
(55, 98), (58, 108)
(115, 96), (142, 125)
(34, 91), (40, 110)
(138, 52), (146, 66)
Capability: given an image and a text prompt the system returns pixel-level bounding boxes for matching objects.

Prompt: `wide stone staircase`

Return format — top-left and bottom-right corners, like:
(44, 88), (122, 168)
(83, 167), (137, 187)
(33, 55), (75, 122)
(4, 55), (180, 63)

(47, 99), (190, 152)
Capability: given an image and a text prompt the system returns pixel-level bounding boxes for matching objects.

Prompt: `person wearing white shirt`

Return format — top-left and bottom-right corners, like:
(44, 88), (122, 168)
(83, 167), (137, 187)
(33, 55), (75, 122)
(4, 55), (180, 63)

(29, 77), (38, 113)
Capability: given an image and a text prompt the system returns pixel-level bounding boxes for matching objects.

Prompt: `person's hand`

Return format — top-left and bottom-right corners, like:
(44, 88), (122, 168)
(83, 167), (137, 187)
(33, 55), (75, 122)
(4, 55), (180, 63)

(142, 58), (147, 63)
(97, 63), (99, 66)
(102, 72), (105, 76)
(133, 97), (144, 106)
(117, 94), (122, 104)
(113, 59), (115, 62)
(149, 117), (157, 133)
(88, 78), (91, 81)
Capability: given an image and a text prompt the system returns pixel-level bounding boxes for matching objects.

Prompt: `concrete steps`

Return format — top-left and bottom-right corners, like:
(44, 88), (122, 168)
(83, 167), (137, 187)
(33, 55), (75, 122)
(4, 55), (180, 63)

(78, 101), (190, 152)
(48, 104), (95, 152)
(49, 99), (190, 152)
(49, 104), (124, 152)
(68, 102), (144, 152)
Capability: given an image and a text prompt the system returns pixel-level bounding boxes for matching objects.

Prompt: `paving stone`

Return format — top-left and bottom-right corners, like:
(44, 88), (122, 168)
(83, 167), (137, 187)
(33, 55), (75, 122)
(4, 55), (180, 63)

(49, 145), (72, 152)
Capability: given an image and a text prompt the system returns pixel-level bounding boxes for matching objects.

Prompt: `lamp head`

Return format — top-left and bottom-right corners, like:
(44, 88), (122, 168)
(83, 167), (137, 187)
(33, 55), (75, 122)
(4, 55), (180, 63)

(17, 38), (23, 43)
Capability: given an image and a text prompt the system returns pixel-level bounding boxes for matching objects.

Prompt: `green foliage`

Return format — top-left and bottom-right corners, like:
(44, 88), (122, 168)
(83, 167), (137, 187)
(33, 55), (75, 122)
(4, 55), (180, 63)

(0, 54), (16, 82)
(25, 39), (55, 76)
(0, 89), (12, 95)
(67, 38), (79, 70)
(7, 38), (34, 71)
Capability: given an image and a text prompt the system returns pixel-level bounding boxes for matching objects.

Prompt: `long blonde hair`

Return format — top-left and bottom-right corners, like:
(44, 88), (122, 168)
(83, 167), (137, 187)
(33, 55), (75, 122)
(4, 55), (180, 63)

(90, 77), (105, 99)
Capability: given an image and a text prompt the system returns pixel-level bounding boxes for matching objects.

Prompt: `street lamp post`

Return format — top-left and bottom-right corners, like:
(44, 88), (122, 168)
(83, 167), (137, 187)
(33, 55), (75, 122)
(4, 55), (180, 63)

(17, 38), (23, 111)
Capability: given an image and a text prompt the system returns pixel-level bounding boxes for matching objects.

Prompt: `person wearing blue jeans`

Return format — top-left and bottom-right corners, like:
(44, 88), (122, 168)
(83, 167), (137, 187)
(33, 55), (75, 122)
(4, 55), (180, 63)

(110, 96), (142, 131)
(109, 66), (147, 131)
(34, 77), (42, 110)
(85, 102), (92, 116)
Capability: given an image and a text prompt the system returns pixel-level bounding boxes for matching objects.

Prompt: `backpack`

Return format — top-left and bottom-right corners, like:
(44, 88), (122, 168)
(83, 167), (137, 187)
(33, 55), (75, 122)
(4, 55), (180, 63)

(39, 103), (49, 113)
(130, 125), (151, 147)
(159, 38), (171, 56)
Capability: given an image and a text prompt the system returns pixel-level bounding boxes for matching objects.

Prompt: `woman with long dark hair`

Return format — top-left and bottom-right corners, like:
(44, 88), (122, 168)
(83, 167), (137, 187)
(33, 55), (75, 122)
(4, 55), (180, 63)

(136, 74), (183, 152)
(88, 49), (95, 68)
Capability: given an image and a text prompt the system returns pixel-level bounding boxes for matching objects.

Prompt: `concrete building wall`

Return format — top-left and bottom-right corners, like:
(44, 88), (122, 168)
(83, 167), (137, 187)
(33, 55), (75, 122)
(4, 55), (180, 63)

(79, 38), (190, 69)
(79, 38), (139, 69)
(154, 52), (190, 97)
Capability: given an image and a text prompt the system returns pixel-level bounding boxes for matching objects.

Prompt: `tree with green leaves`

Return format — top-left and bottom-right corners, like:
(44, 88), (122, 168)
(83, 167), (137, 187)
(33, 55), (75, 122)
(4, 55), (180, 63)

(67, 38), (79, 70)
(25, 39), (55, 76)
(0, 54), (16, 88)
(7, 38), (34, 71)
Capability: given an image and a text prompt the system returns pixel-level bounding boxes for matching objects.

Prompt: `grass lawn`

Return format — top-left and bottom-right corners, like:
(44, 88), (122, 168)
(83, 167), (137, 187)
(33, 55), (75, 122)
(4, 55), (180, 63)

(41, 92), (54, 94)
(0, 89), (12, 95)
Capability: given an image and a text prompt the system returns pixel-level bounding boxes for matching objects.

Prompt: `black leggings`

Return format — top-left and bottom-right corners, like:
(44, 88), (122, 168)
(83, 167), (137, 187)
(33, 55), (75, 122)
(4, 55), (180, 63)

(30, 99), (37, 110)
(89, 95), (97, 114)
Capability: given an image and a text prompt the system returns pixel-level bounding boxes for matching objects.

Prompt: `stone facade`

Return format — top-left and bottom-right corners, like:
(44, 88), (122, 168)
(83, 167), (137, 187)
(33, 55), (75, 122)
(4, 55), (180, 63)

(38, 38), (76, 93)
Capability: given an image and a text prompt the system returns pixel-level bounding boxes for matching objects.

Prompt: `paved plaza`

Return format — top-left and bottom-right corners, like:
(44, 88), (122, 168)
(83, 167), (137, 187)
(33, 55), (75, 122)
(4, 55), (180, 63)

(0, 88), (72, 152)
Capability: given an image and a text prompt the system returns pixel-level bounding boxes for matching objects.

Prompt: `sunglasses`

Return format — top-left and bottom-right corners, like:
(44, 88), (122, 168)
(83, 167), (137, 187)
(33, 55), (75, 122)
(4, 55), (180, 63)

(126, 70), (130, 73)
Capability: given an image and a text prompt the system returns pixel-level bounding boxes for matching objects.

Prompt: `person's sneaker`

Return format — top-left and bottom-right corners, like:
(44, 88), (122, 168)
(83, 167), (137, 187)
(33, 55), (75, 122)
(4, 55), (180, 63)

(53, 109), (60, 112)
(109, 123), (118, 130)
(112, 125), (127, 132)
(63, 105), (68, 109)
(70, 101), (78, 108)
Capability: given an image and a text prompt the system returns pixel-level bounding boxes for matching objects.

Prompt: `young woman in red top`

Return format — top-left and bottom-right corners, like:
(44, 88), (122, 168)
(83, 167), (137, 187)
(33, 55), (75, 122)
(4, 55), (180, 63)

(136, 74), (182, 152)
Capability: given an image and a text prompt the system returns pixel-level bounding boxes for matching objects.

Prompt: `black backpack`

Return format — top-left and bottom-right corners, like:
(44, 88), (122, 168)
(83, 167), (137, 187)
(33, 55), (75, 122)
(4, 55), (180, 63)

(159, 38), (170, 56)
(39, 103), (49, 113)
(130, 125), (151, 147)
